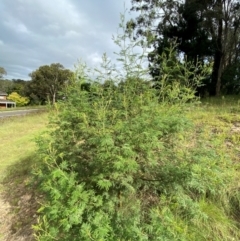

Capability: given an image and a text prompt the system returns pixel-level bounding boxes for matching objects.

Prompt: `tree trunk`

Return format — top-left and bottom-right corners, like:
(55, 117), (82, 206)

(211, 50), (223, 96)
(52, 92), (56, 105)
(211, 1), (223, 96)
(216, 56), (224, 95)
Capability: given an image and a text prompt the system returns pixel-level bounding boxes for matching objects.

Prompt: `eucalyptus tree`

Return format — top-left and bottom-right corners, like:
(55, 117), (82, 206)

(128, 0), (240, 95)
(29, 63), (73, 104)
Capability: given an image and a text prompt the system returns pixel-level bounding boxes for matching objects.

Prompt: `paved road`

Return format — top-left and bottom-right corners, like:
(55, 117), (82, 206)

(0, 109), (42, 118)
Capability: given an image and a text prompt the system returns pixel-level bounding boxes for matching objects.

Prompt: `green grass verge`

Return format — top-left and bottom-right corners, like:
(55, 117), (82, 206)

(0, 112), (48, 240)
(0, 112), (48, 182)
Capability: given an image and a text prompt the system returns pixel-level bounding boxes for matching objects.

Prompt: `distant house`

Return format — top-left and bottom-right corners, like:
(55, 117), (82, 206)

(0, 91), (16, 108)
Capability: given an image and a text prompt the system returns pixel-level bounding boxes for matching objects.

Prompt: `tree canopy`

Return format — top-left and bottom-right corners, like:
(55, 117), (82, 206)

(7, 92), (29, 106)
(29, 63), (73, 104)
(128, 0), (240, 96)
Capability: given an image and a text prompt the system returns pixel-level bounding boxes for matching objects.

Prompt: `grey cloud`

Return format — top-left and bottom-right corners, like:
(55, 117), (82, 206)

(0, 0), (135, 80)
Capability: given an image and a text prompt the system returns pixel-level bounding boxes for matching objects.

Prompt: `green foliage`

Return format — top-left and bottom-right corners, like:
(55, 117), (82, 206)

(34, 13), (240, 241)
(151, 42), (212, 103)
(29, 63), (73, 104)
(128, 0), (240, 96)
(11, 79), (29, 96)
(0, 78), (31, 98)
(7, 92), (29, 106)
(0, 79), (13, 93)
(221, 61), (240, 94)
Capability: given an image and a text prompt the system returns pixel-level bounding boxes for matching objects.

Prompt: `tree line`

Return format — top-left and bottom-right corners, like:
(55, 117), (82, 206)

(1, 0), (240, 106)
(127, 0), (240, 96)
(0, 63), (73, 106)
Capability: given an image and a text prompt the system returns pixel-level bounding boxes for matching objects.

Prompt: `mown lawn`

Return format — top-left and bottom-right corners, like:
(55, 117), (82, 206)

(0, 112), (48, 241)
(0, 112), (48, 182)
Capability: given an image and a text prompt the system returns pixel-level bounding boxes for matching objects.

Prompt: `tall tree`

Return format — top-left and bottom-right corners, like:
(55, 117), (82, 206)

(128, 0), (240, 96)
(29, 63), (73, 104)
(0, 67), (7, 79)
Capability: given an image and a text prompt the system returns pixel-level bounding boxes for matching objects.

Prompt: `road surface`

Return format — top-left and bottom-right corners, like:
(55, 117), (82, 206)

(0, 109), (42, 118)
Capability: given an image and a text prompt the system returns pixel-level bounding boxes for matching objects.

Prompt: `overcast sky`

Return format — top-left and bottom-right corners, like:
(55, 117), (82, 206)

(0, 0), (136, 80)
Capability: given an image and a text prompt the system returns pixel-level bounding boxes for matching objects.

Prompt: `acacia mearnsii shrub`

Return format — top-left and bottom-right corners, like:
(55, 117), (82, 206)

(34, 15), (240, 241)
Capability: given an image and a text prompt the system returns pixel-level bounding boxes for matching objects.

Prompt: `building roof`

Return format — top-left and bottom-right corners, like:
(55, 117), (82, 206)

(0, 91), (7, 96)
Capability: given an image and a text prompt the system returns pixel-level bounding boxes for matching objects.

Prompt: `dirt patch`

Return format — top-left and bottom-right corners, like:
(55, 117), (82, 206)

(231, 122), (240, 133)
(0, 156), (42, 241)
(0, 194), (12, 241)
(0, 181), (39, 241)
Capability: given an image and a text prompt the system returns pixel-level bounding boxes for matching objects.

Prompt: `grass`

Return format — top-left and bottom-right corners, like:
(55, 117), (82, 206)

(0, 112), (48, 241)
(0, 112), (48, 182)
(185, 96), (240, 239)
(191, 96), (240, 163)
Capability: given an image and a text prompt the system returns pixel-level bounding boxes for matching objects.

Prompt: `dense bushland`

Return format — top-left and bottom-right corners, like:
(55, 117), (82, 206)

(34, 16), (240, 241)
